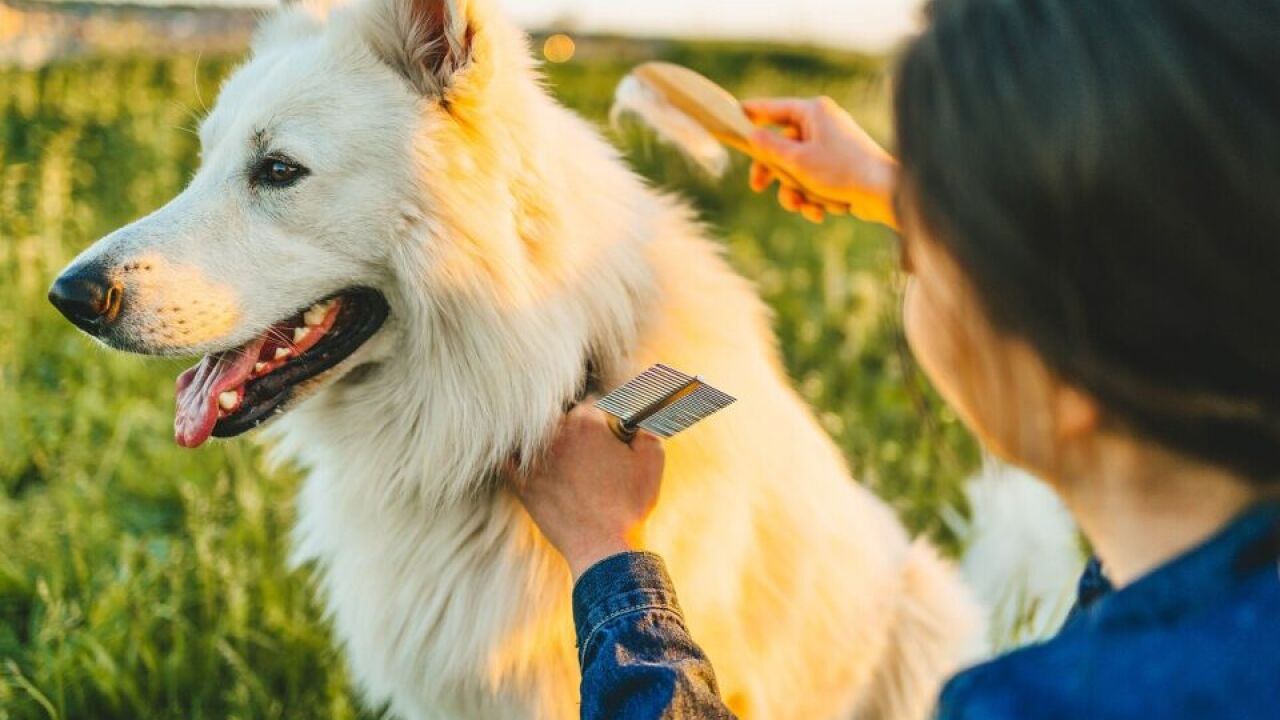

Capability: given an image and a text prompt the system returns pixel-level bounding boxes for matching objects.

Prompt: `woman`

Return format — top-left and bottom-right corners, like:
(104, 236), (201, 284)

(512, 0), (1280, 717)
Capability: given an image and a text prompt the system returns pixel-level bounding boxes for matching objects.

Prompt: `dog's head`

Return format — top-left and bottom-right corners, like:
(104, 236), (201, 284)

(49, 0), (528, 448)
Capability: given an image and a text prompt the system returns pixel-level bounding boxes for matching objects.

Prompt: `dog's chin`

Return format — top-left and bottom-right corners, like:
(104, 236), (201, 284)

(173, 288), (390, 448)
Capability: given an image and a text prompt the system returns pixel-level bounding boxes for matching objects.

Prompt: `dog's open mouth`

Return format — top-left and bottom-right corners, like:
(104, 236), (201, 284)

(174, 288), (389, 448)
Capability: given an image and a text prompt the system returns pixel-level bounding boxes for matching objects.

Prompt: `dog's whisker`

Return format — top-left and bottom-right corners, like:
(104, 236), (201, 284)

(193, 51), (210, 116)
(261, 327), (287, 343)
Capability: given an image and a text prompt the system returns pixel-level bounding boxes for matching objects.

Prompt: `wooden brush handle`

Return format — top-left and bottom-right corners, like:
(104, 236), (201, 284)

(714, 132), (851, 209)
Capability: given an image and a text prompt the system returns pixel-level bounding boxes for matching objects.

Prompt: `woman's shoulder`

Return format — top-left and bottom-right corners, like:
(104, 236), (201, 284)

(936, 629), (1093, 720)
(939, 561), (1280, 720)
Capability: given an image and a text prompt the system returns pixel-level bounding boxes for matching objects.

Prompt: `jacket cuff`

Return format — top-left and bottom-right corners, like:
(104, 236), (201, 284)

(572, 552), (683, 660)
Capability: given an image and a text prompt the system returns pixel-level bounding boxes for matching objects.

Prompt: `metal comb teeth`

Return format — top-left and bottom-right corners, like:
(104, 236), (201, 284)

(596, 364), (736, 440)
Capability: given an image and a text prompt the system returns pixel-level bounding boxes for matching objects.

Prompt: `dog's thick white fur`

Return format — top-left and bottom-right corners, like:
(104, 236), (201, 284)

(58, 0), (990, 716)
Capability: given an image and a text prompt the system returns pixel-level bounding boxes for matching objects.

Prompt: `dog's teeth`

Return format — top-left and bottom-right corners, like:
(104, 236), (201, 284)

(254, 362), (268, 374)
(304, 306), (326, 327)
(293, 327), (310, 344)
(218, 391), (239, 411)
(274, 347), (291, 361)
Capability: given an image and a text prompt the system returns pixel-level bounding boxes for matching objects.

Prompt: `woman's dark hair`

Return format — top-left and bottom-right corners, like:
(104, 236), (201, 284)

(894, 0), (1280, 482)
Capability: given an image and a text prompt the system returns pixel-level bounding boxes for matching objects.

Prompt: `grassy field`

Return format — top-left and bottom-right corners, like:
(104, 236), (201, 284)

(0, 41), (978, 719)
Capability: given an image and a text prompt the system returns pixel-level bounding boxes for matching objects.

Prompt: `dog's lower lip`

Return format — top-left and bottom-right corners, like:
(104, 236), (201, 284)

(207, 288), (389, 439)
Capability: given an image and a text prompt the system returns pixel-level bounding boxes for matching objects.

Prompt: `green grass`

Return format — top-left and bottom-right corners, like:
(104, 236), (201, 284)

(0, 43), (978, 719)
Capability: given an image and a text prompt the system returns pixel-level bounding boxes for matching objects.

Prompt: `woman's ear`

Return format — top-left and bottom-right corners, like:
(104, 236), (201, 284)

(359, 0), (475, 96)
(1054, 383), (1101, 442)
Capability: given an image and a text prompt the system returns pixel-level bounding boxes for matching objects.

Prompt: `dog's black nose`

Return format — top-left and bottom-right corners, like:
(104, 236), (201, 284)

(48, 267), (122, 336)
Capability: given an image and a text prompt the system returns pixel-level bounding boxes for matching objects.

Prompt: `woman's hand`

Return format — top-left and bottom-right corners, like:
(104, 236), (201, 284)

(743, 96), (899, 228)
(511, 404), (666, 580)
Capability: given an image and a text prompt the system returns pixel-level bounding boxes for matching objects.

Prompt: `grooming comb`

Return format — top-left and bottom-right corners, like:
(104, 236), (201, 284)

(596, 364), (737, 442)
(615, 62), (848, 207)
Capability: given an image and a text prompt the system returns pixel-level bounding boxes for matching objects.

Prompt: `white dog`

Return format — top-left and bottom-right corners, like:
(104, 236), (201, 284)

(46, 1), (1033, 717)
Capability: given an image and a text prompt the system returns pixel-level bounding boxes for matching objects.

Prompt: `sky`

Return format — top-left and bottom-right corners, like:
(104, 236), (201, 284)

(175, 0), (927, 52)
(498, 0), (926, 52)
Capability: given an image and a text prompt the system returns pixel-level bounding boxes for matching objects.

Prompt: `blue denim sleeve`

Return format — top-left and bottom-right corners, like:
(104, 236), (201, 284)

(572, 552), (737, 720)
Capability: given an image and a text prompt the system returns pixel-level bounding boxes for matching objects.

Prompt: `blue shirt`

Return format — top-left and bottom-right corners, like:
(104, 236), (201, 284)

(572, 502), (1280, 719)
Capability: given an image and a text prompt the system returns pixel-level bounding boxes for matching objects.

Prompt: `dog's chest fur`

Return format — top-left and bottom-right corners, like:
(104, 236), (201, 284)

(291, 462), (578, 719)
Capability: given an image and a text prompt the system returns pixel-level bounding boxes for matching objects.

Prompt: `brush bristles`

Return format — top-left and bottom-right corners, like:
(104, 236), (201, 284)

(596, 364), (736, 439)
(636, 385), (736, 438)
(596, 364), (694, 419)
(611, 74), (731, 177)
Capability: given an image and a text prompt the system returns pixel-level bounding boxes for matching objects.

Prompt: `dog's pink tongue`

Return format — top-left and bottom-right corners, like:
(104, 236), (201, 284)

(174, 338), (266, 449)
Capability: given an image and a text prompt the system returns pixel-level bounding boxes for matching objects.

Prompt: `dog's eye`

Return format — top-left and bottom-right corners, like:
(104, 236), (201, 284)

(254, 157), (307, 188)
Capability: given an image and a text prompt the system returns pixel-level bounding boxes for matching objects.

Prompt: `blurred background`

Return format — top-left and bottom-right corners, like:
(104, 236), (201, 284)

(0, 1), (984, 718)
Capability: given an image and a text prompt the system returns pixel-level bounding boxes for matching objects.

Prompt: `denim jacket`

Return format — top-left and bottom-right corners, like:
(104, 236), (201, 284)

(572, 503), (1280, 719)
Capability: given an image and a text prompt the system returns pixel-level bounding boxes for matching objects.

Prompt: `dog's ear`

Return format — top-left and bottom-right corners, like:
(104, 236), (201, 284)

(359, 0), (475, 97)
